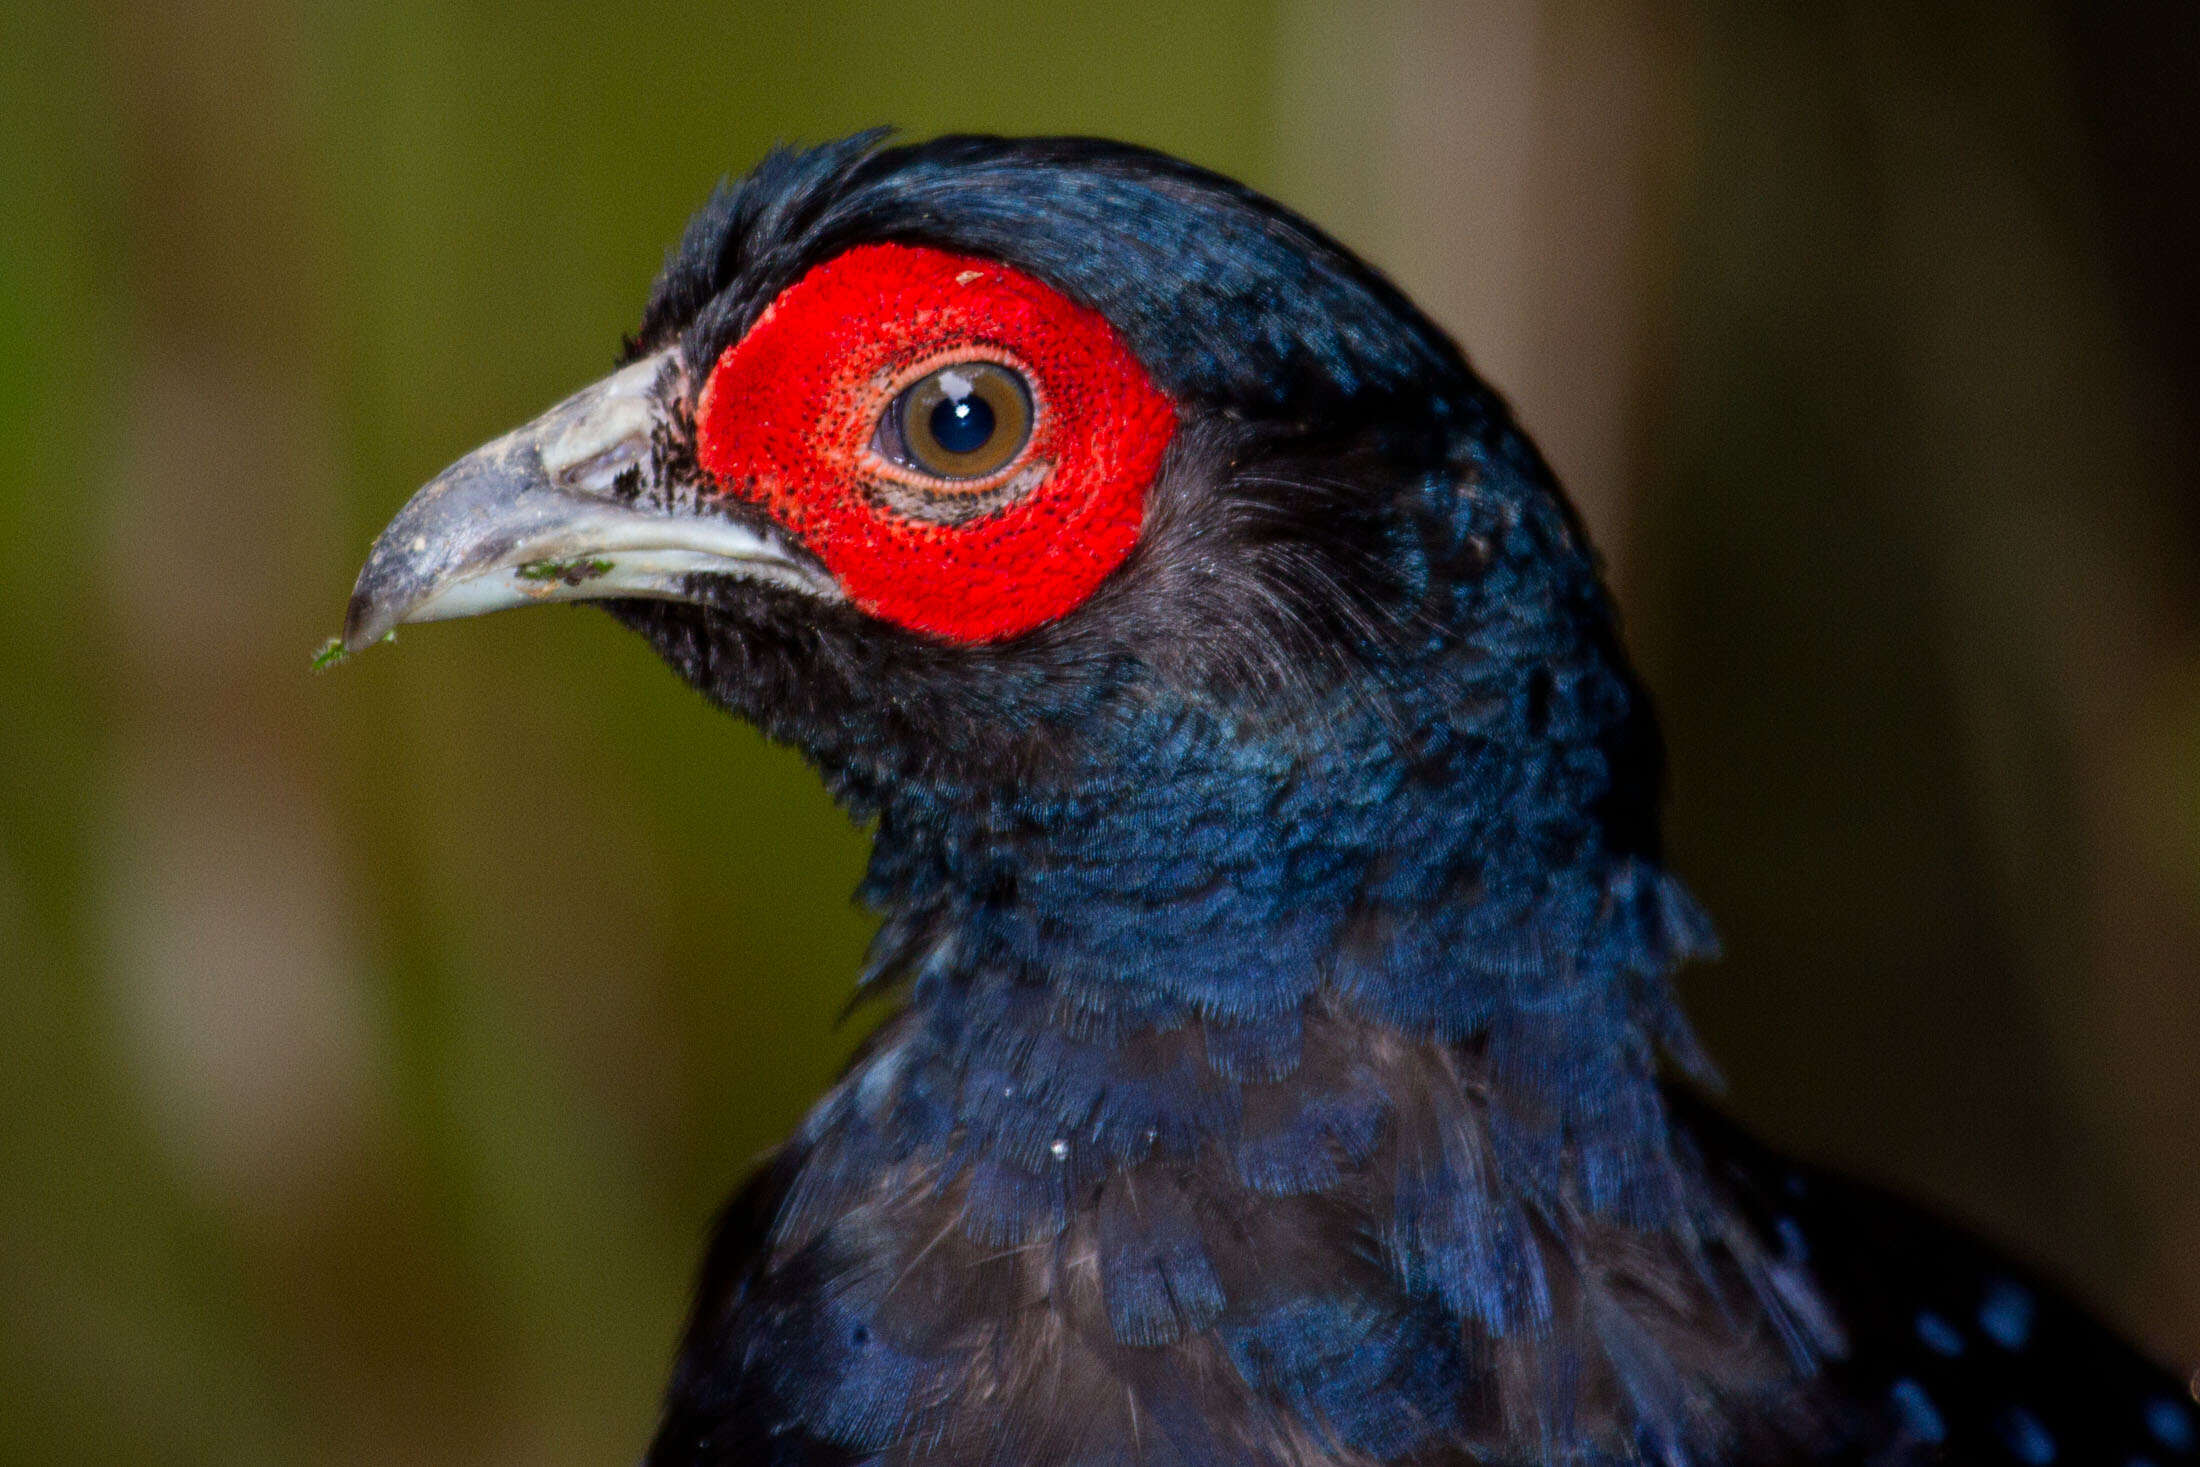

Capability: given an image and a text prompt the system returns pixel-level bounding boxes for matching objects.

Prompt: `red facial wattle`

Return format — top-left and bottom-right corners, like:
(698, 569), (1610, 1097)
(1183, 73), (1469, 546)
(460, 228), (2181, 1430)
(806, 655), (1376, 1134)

(692, 242), (1177, 643)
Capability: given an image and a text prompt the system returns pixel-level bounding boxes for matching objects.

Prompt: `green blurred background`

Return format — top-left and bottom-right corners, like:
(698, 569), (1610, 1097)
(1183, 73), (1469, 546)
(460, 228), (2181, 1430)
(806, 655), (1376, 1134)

(4, 2), (2197, 1461)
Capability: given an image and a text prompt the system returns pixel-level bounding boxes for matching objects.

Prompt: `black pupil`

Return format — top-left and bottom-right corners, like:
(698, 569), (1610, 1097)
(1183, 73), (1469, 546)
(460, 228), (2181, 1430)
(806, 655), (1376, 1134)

(929, 390), (995, 455)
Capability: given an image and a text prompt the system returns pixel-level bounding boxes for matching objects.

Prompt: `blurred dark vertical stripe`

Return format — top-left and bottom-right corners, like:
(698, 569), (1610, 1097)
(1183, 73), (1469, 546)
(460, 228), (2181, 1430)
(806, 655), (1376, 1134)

(1648, 0), (2200, 1364)
(2059, 2), (2200, 552)
(2049, 0), (2200, 1351)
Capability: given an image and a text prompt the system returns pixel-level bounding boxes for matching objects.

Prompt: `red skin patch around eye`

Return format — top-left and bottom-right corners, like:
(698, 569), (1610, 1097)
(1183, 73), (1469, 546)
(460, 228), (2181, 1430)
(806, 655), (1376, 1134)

(693, 242), (1177, 643)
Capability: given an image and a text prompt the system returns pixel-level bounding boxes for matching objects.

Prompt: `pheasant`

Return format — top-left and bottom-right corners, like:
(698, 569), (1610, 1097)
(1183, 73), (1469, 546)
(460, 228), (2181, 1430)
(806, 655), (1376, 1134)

(342, 133), (2195, 1465)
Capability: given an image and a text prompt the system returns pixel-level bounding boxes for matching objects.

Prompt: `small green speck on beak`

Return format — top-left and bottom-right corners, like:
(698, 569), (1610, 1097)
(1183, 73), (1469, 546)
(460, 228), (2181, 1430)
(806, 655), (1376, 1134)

(312, 630), (394, 671)
(515, 556), (615, 585)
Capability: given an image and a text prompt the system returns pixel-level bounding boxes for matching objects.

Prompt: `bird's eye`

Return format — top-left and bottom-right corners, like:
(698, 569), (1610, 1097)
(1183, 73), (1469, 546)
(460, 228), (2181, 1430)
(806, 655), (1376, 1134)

(695, 243), (1174, 641)
(876, 362), (1033, 481)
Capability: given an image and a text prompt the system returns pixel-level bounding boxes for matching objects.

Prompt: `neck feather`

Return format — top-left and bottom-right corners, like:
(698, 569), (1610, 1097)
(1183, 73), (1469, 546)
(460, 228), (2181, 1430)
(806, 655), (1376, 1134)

(755, 693), (1831, 1459)
(801, 649), (1721, 1298)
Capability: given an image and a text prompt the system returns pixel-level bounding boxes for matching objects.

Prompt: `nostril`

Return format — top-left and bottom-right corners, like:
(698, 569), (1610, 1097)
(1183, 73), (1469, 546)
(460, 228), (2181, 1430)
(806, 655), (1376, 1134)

(547, 436), (647, 493)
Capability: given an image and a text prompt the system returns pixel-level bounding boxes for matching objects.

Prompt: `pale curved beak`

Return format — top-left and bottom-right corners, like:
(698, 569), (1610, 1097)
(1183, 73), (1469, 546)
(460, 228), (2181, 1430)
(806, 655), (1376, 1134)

(341, 350), (838, 654)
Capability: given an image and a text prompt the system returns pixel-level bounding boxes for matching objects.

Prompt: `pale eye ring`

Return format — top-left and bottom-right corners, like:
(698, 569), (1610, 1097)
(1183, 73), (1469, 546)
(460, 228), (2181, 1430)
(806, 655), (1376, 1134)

(874, 361), (1034, 481)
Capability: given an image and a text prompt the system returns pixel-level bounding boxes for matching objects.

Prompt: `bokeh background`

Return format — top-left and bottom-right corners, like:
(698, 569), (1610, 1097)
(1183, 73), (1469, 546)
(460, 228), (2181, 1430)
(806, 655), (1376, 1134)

(5, 2), (2198, 1461)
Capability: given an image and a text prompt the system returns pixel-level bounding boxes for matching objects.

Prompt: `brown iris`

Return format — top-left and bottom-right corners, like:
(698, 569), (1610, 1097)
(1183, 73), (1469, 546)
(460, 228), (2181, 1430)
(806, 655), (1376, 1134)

(877, 361), (1034, 480)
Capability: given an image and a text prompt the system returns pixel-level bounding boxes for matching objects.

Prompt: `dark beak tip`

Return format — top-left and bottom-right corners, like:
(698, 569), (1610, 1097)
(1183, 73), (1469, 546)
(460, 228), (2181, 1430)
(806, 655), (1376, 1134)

(341, 578), (401, 655)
